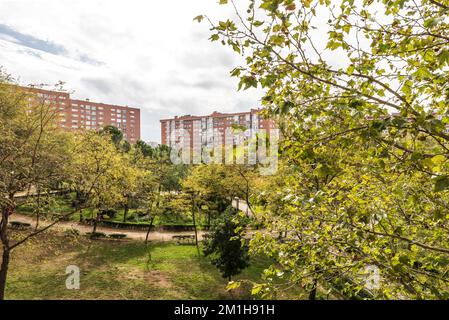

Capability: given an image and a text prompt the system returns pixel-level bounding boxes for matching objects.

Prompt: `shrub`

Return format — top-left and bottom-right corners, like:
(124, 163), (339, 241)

(99, 209), (117, 220)
(203, 206), (250, 281)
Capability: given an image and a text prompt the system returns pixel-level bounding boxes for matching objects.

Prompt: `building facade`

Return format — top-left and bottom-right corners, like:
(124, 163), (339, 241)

(24, 86), (141, 143)
(160, 109), (276, 151)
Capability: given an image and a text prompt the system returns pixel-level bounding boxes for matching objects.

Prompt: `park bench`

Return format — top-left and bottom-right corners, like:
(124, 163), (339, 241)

(109, 233), (127, 240)
(86, 232), (107, 239)
(9, 221), (31, 230)
(172, 235), (195, 245)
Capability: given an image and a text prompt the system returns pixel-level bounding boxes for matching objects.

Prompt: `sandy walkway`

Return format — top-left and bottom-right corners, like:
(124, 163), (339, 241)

(10, 213), (206, 242)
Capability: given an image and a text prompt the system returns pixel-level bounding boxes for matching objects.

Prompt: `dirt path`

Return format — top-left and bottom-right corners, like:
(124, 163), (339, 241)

(11, 213), (206, 242)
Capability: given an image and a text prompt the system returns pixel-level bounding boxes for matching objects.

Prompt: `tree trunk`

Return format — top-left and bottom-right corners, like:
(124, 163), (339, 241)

(0, 246), (10, 300)
(92, 211), (99, 236)
(0, 206), (11, 300)
(207, 212), (211, 231)
(191, 197), (200, 257)
(35, 211), (40, 231)
(145, 217), (155, 244)
(309, 278), (318, 300)
(123, 203), (129, 223)
(34, 188), (41, 231)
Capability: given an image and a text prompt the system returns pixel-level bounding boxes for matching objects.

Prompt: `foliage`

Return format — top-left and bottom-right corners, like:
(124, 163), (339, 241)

(203, 206), (250, 281)
(183, 164), (251, 210)
(0, 75), (74, 299)
(202, 0), (449, 299)
(100, 125), (123, 147)
(69, 131), (126, 212)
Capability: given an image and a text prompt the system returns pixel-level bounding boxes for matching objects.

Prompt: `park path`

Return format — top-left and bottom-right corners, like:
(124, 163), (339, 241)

(11, 213), (206, 242)
(11, 190), (252, 241)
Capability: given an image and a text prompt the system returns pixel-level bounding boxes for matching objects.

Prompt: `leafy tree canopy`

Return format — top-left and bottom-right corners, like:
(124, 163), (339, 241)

(199, 0), (449, 299)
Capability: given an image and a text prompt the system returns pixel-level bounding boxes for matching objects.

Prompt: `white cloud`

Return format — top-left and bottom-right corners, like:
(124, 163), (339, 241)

(0, 0), (262, 142)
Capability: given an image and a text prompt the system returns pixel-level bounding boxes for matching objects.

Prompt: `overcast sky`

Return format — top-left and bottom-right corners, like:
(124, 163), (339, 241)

(0, 0), (263, 143)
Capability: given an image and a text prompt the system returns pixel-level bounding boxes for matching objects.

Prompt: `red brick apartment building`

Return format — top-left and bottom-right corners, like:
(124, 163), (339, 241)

(160, 109), (276, 149)
(23, 86), (141, 143)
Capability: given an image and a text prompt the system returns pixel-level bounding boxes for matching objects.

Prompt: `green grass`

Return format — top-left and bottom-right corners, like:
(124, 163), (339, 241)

(3, 230), (298, 300)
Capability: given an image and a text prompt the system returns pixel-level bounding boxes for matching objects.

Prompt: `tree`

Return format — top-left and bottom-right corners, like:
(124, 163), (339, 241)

(70, 130), (125, 236)
(100, 125), (123, 146)
(182, 163), (257, 229)
(118, 151), (142, 223)
(133, 141), (189, 243)
(183, 164), (246, 211)
(0, 77), (73, 299)
(200, 0), (449, 299)
(203, 206), (250, 281)
(126, 144), (160, 242)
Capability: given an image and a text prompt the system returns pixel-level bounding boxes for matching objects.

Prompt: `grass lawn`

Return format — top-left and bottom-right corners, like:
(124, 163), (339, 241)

(3, 230), (300, 300)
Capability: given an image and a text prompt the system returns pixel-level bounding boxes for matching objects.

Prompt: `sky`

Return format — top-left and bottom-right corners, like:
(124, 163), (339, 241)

(0, 0), (262, 143)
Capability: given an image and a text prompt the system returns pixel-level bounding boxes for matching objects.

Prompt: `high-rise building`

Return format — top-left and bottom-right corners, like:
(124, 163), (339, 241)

(23, 86), (141, 143)
(160, 109), (276, 150)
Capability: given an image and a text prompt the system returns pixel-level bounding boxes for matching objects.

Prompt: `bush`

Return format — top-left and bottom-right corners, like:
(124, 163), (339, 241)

(99, 209), (117, 220)
(126, 213), (137, 222)
(203, 206), (250, 281)
(136, 210), (148, 218)
(62, 194), (71, 201)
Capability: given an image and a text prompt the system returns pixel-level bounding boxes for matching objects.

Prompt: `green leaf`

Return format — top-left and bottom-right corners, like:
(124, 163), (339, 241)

(193, 15), (204, 23)
(251, 284), (263, 295)
(437, 50), (449, 67)
(209, 34), (219, 41)
(434, 175), (449, 192)
(347, 64), (355, 75)
(227, 281), (241, 290)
